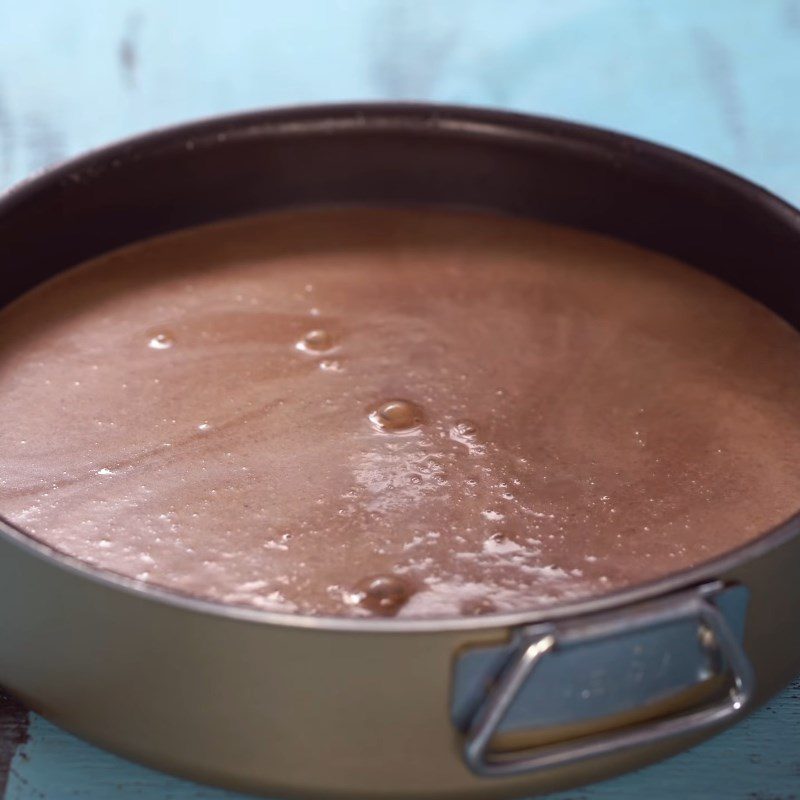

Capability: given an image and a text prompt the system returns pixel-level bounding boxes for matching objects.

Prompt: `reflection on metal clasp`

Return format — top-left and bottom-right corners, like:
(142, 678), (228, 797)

(461, 583), (754, 777)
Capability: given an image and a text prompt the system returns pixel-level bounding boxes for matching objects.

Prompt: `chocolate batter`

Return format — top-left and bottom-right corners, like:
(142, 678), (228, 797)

(0, 208), (799, 619)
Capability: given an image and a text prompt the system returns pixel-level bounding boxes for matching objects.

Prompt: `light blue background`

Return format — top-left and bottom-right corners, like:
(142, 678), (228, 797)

(1, 1), (799, 798)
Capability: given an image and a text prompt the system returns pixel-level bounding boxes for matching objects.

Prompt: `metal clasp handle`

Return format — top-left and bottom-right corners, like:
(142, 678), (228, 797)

(463, 586), (754, 777)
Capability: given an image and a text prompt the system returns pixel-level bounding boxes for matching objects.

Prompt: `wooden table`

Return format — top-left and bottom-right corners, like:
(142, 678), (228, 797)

(1, 1), (799, 797)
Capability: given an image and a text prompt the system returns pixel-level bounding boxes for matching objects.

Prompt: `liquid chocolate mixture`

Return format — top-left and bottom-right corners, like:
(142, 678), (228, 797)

(1, 208), (799, 619)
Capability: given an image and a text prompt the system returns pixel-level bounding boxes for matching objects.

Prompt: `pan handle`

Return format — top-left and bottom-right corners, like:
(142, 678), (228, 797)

(462, 584), (754, 777)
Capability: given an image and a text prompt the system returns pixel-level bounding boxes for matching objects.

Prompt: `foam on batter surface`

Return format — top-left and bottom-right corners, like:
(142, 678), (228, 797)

(1, 208), (799, 618)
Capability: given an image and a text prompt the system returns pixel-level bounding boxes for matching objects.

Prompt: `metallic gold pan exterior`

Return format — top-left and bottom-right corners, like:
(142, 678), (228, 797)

(0, 522), (797, 798)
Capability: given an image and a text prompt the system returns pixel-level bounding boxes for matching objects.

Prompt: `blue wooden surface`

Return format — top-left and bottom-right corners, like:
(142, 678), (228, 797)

(0, 1), (799, 797)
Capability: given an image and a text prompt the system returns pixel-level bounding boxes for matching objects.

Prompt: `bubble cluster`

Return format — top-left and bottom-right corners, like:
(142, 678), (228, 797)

(296, 329), (335, 354)
(352, 574), (413, 616)
(451, 420), (478, 439)
(368, 399), (423, 433)
(460, 596), (498, 616)
(148, 332), (174, 350)
(450, 418), (485, 454)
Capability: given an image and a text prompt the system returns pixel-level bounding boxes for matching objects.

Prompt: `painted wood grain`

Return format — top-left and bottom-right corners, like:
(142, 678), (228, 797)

(0, 693), (27, 797)
(0, 0), (799, 797)
(1, 0), (800, 204)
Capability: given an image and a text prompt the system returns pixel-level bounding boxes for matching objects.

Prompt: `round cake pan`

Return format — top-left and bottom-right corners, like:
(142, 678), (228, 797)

(0, 104), (799, 799)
